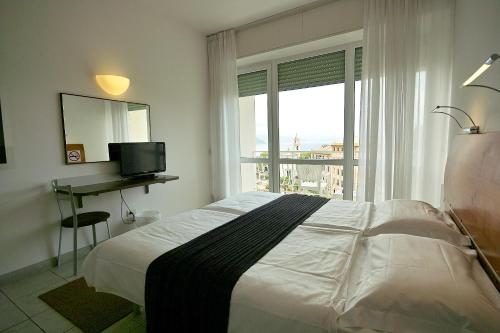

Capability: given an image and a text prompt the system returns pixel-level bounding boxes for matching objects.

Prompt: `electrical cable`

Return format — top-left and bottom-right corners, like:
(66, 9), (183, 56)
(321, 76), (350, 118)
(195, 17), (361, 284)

(120, 189), (135, 224)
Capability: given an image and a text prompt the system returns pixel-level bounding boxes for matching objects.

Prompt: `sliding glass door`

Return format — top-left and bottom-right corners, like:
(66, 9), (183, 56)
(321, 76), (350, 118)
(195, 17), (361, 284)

(277, 51), (346, 199)
(238, 69), (270, 192)
(238, 43), (361, 200)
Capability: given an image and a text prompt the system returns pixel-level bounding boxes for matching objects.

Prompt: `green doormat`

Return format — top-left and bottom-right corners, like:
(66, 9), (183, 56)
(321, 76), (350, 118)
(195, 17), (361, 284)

(39, 278), (135, 333)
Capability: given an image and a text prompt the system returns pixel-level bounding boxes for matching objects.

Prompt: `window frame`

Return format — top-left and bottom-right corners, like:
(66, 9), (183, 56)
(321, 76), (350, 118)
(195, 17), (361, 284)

(238, 41), (362, 199)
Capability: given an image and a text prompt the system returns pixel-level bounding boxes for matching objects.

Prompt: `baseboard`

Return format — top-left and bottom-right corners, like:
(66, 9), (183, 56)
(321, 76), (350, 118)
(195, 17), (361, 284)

(0, 245), (93, 285)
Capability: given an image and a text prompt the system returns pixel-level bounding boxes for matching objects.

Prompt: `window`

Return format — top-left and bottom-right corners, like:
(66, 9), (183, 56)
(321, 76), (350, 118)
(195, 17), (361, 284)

(127, 103), (150, 142)
(238, 70), (269, 192)
(238, 44), (362, 199)
(353, 47), (362, 200)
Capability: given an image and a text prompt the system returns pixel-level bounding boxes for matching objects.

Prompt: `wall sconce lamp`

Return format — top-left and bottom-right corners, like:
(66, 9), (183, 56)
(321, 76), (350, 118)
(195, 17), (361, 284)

(431, 105), (479, 134)
(462, 53), (499, 93)
(95, 75), (130, 96)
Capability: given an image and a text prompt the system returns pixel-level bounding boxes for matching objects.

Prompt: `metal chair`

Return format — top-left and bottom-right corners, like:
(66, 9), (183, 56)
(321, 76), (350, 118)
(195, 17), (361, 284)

(52, 181), (111, 270)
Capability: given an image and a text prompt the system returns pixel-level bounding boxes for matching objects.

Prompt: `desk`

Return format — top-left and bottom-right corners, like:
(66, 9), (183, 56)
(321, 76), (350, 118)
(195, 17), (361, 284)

(56, 175), (179, 208)
(52, 174), (179, 275)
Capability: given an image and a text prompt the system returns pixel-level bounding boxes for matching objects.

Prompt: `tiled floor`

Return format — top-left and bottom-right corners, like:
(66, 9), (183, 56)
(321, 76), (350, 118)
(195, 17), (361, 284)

(0, 258), (145, 333)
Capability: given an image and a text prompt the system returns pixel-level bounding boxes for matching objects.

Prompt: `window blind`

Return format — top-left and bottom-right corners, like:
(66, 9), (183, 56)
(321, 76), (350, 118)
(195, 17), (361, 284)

(278, 50), (345, 92)
(354, 47), (362, 81)
(238, 70), (267, 97)
(128, 103), (147, 111)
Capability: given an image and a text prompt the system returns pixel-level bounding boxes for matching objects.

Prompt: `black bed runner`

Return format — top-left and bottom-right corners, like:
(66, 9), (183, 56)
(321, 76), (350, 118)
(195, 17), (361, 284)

(145, 194), (329, 333)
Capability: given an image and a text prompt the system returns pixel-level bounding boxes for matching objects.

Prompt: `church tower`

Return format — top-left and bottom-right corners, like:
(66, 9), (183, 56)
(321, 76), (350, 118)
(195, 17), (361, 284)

(293, 133), (301, 151)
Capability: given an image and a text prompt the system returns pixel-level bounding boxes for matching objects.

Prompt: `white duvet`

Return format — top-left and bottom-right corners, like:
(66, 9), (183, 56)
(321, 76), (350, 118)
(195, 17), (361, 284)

(83, 192), (500, 332)
(83, 192), (371, 332)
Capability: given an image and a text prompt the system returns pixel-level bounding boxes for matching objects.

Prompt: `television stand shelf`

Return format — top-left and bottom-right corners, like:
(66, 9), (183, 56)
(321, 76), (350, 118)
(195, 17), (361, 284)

(56, 175), (179, 208)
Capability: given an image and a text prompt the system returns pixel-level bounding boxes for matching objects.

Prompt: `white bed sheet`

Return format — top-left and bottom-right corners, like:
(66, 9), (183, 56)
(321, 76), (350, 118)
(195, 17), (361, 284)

(340, 234), (500, 332)
(206, 191), (373, 231)
(204, 191), (282, 214)
(83, 192), (371, 333)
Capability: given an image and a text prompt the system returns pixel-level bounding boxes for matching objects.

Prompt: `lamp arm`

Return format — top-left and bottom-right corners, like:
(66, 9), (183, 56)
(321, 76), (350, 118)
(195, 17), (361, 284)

(463, 84), (500, 94)
(431, 110), (464, 129)
(435, 105), (476, 127)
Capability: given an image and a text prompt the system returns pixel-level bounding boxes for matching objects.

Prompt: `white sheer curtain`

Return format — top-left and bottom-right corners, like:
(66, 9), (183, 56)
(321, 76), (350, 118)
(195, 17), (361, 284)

(358, 0), (455, 207)
(106, 101), (129, 142)
(208, 30), (241, 201)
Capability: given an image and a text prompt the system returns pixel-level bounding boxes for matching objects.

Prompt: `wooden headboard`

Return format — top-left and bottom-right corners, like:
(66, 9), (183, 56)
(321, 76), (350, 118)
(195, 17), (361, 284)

(444, 132), (500, 291)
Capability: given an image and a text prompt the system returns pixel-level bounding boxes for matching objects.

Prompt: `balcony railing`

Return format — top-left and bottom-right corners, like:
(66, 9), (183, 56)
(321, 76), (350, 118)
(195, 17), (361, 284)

(241, 162), (352, 200)
(243, 148), (359, 160)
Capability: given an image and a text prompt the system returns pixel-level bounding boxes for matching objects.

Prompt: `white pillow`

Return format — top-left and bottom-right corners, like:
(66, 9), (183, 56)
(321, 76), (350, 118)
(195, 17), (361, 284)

(366, 199), (471, 246)
(339, 234), (500, 333)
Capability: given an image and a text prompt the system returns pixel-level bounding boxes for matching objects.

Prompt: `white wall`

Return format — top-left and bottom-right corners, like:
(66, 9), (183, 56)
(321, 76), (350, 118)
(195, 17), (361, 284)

(236, 0), (363, 58)
(450, 0), (500, 137)
(0, 0), (210, 275)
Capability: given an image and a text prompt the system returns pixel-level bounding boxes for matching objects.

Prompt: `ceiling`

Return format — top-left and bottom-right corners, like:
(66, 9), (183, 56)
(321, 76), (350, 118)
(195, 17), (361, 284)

(154, 0), (327, 34)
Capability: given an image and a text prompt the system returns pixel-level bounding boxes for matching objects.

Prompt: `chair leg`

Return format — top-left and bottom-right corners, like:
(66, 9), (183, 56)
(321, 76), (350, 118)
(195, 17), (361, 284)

(70, 198), (78, 276)
(106, 221), (111, 239)
(92, 224), (97, 248)
(73, 223), (78, 276)
(57, 225), (63, 268)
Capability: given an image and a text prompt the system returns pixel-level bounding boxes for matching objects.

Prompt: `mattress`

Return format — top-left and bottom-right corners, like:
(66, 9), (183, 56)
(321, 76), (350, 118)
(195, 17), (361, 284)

(83, 192), (372, 333)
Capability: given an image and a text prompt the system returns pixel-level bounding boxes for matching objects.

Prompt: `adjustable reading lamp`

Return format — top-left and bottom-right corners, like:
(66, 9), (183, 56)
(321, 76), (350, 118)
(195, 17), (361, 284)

(462, 53), (499, 93)
(431, 53), (499, 134)
(431, 105), (479, 134)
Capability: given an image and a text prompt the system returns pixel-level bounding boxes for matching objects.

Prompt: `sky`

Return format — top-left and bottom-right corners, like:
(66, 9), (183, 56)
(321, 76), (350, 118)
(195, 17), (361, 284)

(252, 83), (360, 152)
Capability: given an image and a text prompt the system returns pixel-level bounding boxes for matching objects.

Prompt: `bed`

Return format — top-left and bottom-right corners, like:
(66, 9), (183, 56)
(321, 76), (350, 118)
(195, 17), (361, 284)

(83, 133), (500, 333)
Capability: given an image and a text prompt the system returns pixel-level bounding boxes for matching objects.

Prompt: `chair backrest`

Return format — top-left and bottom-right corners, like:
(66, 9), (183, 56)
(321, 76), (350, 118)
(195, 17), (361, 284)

(51, 180), (73, 195)
(52, 180), (74, 221)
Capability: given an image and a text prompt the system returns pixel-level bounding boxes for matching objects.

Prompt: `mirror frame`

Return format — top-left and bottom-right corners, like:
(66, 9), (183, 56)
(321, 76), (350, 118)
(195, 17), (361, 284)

(60, 93), (152, 164)
(0, 98), (6, 164)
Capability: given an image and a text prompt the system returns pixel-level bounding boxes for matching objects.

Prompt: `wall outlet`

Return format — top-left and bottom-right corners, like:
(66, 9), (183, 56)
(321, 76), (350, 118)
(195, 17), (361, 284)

(127, 210), (136, 222)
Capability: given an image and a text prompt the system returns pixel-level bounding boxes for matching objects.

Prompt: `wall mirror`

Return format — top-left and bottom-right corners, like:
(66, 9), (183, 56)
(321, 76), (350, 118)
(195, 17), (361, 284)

(60, 93), (150, 164)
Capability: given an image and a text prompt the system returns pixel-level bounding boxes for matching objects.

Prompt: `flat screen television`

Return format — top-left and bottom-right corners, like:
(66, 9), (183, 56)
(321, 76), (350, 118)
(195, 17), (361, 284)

(109, 142), (166, 178)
